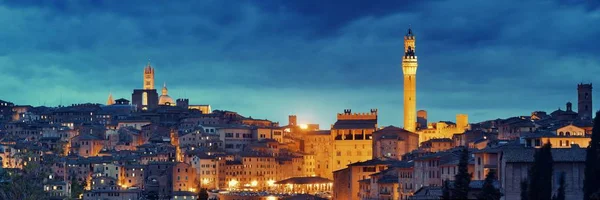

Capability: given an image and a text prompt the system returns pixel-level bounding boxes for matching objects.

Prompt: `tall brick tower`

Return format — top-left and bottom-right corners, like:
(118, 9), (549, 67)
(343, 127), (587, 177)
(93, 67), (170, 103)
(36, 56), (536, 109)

(402, 27), (418, 132)
(578, 83), (593, 120)
(143, 61), (155, 90)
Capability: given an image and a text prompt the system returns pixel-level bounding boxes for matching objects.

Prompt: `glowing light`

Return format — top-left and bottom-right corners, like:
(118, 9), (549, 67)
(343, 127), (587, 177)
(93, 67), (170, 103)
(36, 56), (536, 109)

(299, 124), (308, 129)
(266, 196), (277, 200)
(189, 188), (196, 192)
(267, 180), (276, 187)
(251, 180), (258, 187)
(228, 179), (239, 188)
(202, 179), (209, 185)
(284, 128), (291, 132)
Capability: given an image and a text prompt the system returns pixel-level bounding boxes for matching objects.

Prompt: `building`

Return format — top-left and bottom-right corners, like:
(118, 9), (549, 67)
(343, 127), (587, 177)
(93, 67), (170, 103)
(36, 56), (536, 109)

(331, 109), (378, 171)
(577, 83), (592, 120)
(188, 105), (212, 114)
(304, 130), (333, 179)
(333, 159), (398, 200)
(500, 146), (586, 200)
(420, 138), (454, 153)
(417, 114), (469, 142)
(132, 62), (159, 111)
(402, 27), (418, 133)
(522, 132), (590, 149)
(372, 126), (418, 160)
(158, 83), (176, 106)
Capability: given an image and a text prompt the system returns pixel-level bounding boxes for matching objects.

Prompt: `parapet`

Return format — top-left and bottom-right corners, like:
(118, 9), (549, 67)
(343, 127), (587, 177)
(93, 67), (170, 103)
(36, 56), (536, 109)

(337, 109), (378, 120)
(578, 83), (592, 89)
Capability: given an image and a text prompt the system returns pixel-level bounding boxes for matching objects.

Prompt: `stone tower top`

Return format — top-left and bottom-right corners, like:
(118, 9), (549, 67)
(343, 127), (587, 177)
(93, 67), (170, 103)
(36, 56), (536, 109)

(143, 61), (155, 90)
(577, 83), (593, 120)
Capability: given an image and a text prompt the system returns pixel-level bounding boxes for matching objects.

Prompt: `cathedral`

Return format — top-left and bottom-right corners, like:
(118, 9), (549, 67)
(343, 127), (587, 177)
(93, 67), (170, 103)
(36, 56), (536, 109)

(131, 62), (176, 111)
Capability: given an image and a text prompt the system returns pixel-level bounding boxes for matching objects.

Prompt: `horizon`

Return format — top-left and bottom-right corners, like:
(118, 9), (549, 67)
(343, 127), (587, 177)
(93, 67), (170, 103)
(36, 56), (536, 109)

(1, 0), (599, 127)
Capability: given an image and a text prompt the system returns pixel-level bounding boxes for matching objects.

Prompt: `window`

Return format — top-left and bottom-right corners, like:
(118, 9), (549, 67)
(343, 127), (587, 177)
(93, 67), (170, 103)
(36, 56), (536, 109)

(566, 140), (570, 146)
(478, 157), (481, 165)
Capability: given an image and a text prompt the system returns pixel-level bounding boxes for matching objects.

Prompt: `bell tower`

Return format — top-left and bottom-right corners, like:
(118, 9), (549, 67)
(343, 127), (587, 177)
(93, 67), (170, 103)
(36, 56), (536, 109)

(402, 27), (418, 133)
(578, 83), (593, 120)
(143, 62), (155, 90)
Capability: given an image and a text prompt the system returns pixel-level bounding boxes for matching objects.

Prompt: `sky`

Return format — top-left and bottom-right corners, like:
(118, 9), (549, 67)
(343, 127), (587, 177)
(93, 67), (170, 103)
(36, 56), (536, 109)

(0, 0), (599, 127)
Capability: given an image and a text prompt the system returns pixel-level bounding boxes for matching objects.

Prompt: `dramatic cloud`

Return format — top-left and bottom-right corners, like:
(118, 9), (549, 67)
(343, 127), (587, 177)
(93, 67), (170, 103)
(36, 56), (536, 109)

(0, 0), (598, 126)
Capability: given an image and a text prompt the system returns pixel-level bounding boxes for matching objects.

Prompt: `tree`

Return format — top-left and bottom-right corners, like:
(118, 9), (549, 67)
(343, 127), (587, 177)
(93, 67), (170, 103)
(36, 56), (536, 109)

(452, 147), (472, 199)
(476, 169), (502, 200)
(0, 158), (49, 200)
(584, 111), (600, 200)
(528, 142), (553, 200)
(552, 172), (565, 200)
(442, 179), (450, 200)
(520, 179), (528, 200)
(197, 188), (209, 200)
(70, 177), (86, 199)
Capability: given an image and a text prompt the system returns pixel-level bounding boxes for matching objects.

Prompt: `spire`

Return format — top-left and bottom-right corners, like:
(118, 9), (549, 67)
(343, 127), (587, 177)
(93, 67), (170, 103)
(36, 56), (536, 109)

(162, 82), (168, 95)
(107, 93), (114, 105)
(406, 24), (414, 37)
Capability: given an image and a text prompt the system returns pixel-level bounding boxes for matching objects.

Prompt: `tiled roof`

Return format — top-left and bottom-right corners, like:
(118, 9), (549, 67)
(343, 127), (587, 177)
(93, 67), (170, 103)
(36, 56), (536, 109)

(332, 119), (377, 129)
(377, 175), (398, 184)
(348, 159), (402, 167)
(502, 146), (586, 163)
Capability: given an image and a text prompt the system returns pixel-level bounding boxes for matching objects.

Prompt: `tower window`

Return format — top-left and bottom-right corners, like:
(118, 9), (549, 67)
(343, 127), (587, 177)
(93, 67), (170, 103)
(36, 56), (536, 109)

(585, 93), (589, 99)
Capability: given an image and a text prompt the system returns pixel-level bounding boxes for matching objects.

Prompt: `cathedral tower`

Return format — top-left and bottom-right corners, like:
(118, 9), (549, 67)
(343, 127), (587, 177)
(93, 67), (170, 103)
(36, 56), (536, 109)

(578, 83), (593, 120)
(402, 27), (418, 132)
(143, 62), (155, 90)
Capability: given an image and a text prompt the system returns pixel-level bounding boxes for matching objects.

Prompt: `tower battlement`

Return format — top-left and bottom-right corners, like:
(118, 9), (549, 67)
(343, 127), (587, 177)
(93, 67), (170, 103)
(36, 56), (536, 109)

(578, 83), (592, 89)
(337, 109), (378, 120)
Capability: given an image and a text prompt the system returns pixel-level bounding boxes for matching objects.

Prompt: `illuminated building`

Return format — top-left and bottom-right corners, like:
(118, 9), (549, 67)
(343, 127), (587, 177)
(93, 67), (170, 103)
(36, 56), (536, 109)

(372, 126), (419, 160)
(417, 114), (469, 142)
(402, 27), (418, 133)
(331, 109), (378, 172)
(303, 130), (333, 179)
(132, 62), (159, 111)
(158, 83), (176, 106)
(70, 134), (103, 157)
(188, 105), (212, 114)
(333, 159), (396, 200)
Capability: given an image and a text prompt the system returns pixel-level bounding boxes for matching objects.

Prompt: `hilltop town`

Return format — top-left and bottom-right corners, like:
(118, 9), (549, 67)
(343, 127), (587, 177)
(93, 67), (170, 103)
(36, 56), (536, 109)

(0, 28), (595, 200)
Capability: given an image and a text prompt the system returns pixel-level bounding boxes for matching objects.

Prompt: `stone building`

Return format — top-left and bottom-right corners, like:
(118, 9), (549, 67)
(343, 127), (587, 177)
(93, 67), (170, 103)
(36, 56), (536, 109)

(372, 126), (418, 160)
(303, 130), (333, 179)
(500, 146), (586, 200)
(331, 109), (378, 172)
(132, 62), (159, 111)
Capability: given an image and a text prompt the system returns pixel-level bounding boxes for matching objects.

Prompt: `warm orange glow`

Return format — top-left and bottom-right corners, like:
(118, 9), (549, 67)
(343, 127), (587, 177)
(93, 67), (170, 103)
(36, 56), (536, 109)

(299, 124), (308, 129)
(251, 180), (258, 187)
(267, 180), (276, 187)
(202, 179), (209, 185)
(228, 179), (238, 188)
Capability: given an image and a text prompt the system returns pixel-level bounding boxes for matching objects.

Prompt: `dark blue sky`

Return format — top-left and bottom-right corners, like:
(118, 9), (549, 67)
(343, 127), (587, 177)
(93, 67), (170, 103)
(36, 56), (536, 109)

(0, 0), (599, 127)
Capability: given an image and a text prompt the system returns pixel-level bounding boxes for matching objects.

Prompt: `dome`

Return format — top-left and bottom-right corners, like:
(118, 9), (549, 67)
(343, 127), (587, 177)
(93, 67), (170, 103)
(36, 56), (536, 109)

(159, 95), (175, 106)
(158, 83), (176, 106)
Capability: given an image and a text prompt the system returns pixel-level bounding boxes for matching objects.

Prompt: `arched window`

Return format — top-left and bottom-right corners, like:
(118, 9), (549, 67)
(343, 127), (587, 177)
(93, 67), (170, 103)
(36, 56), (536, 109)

(559, 132), (564, 136)
(559, 140), (563, 147)
(566, 132), (571, 136)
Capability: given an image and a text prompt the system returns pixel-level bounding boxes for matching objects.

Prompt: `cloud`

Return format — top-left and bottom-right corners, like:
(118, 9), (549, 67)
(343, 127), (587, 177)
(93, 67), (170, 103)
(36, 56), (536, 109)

(0, 0), (598, 126)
